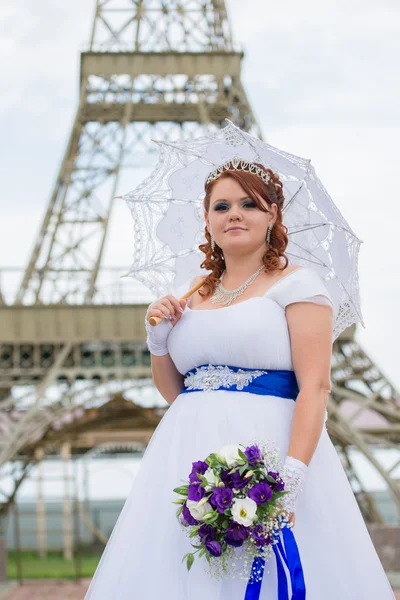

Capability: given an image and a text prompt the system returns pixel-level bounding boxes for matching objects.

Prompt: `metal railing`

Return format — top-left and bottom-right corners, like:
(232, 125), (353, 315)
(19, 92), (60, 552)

(0, 267), (154, 307)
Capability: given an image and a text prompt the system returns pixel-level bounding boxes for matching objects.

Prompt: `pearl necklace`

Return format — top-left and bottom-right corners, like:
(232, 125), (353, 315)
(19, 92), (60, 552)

(210, 265), (265, 306)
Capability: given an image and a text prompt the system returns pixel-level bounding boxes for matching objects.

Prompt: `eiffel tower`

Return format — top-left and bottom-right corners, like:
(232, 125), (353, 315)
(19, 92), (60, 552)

(0, 0), (399, 534)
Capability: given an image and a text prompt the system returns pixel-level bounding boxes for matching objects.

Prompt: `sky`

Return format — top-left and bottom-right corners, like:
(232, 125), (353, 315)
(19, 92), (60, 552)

(1, 0), (400, 392)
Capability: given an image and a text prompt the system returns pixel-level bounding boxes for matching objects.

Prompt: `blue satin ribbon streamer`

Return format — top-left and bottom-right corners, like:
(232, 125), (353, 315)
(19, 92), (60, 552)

(181, 365), (299, 401)
(244, 528), (306, 600)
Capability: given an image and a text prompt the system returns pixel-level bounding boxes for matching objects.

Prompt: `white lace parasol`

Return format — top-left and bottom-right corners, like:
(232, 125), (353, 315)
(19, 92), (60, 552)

(122, 120), (364, 342)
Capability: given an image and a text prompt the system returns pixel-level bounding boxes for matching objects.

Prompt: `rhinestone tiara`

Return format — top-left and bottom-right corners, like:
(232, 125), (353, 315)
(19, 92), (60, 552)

(206, 158), (271, 186)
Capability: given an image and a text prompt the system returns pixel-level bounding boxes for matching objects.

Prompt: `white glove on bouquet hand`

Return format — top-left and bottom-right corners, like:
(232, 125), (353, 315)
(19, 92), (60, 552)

(145, 295), (187, 356)
(145, 305), (173, 356)
(280, 455), (308, 515)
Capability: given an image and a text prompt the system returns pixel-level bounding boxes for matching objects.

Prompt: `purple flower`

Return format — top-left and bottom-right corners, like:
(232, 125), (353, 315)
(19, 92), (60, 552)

(198, 524), (216, 543)
(220, 468), (233, 488)
(244, 445), (264, 466)
(210, 487), (233, 513)
(252, 524), (272, 547)
(178, 513), (189, 527)
(221, 467), (252, 489)
(188, 483), (206, 501)
(205, 540), (222, 557)
(231, 469), (252, 489)
(209, 494), (217, 510)
(248, 482), (273, 505)
(189, 461), (209, 483)
(268, 471), (285, 492)
(182, 502), (198, 526)
(225, 536), (244, 547)
(224, 523), (250, 547)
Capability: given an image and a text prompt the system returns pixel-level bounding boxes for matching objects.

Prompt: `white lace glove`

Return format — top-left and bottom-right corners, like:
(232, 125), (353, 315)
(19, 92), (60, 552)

(145, 303), (173, 356)
(280, 455), (308, 515)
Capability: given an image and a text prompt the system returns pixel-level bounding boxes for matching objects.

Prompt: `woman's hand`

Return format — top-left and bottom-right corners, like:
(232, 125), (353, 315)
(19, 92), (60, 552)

(145, 294), (188, 356)
(281, 509), (296, 527)
(147, 294), (187, 327)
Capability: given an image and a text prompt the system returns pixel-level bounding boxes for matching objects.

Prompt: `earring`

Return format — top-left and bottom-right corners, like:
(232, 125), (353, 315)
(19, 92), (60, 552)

(210, 232), (215, 252)
(266, 224), (273, 244)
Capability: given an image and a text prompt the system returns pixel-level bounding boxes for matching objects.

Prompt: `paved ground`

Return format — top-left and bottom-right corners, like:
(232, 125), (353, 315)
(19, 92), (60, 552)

(0, 580), (91, 600)
(0, 580), (399, 599)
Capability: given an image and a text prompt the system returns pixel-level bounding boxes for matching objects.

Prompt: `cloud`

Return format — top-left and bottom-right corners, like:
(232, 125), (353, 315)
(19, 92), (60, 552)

(230, 0), (400, 126)
(0, 1), (92, 117)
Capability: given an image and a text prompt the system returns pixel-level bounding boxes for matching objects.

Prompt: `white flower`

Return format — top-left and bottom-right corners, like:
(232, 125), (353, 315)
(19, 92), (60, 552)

(231, 497), (258, 527)
(186, 499), (213, 521)
(204, 467), (219, 491)
(216, 444), (245, 468)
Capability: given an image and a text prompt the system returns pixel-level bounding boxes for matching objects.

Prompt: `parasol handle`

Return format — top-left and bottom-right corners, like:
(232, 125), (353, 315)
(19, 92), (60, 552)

(148, 278), (207, 326)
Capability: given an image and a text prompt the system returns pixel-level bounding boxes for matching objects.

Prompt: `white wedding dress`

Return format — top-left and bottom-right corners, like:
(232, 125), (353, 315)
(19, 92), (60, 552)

(85, 267), (395, 599)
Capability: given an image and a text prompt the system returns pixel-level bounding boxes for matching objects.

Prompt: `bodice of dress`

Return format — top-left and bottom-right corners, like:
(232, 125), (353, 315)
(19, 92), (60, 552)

(167, 267), (334, 376)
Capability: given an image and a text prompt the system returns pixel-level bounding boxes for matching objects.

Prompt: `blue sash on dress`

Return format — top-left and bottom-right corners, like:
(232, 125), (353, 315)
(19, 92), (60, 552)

(181, 364), (305, 599)
(181, 364), (299, 400)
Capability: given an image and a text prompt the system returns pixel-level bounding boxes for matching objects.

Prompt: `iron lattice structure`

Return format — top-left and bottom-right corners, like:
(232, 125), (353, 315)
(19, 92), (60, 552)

(0, 0), (399, 527)
(15, 0), (259, 306)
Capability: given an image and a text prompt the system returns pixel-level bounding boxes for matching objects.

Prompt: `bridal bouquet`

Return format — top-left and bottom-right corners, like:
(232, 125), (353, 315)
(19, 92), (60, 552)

(172, 440), (293, 582)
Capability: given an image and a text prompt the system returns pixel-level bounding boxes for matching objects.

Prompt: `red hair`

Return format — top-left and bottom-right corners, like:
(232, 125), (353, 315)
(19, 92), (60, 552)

(198, 162), (289, 298)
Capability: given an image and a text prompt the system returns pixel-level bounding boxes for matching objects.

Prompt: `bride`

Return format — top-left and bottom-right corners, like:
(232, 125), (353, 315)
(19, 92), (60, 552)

(85, 160), (395, 599)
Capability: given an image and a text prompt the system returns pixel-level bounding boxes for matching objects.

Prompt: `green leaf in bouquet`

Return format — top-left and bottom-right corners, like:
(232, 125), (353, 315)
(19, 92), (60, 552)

(221, 519), (230, 529)
(173, 485), (189, 495)
(214, 452), (228, 465)
(238, 448), (249, 463)
(206, 515), (220, 524)
(259, 505), (274, 520)
(256, 504), (268, 518)
(205, 552), (211, 564)
(239, 465), (248, 475)
(189, 526), (200, 538)
(186, 553), (195, 571)
(199, 548), (206, 557)
(206, 453), (225, 468)
(196, 495), (212, 508)
(273, 491), (288, 499)
(190, 544), (203, 549)
(261, 507), (272, 519)
(172, 498), (186, 504)
(202, 511), (219, 523)
(176, 506), (183, 517)
(265, 474), (279, 484)
(196, 473), (209, 486)
(254, 466), (265, 477)
(202, 511), (215, 520)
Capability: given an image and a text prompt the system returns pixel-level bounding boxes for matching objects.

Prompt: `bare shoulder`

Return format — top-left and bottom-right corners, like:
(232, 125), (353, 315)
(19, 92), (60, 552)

(285, 265), (304, 272)
(191, 275), (204, 285)
(279, 264), (307, 279)
(264, 264), (308, 291)
(183, 275), (208, 308)
(190, 274), (208, 288)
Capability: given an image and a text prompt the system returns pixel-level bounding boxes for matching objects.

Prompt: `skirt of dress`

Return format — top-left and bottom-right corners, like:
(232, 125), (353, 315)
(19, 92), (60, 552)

(84, 390), (395, 600)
